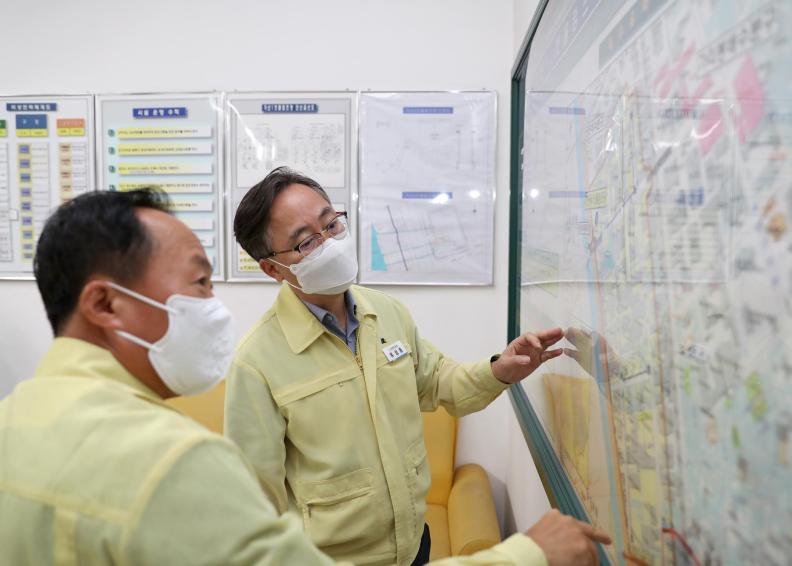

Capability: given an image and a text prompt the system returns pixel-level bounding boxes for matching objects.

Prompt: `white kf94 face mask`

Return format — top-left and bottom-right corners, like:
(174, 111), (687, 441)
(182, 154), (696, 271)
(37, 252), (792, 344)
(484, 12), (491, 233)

(270, 232), (358, 295)
(107, 282), (235, 396)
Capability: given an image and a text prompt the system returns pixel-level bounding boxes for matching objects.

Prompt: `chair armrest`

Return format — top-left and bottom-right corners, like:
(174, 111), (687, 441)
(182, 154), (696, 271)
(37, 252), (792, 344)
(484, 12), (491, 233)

(447, 463), (501, 556)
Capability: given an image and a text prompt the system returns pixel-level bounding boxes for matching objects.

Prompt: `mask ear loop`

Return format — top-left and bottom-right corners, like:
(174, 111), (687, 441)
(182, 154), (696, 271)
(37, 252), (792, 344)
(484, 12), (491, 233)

(265, 257), (290, 270)
(115, 329), (164, 353)
(106, 281), (180, 315)
(105, 281), (179, 353)
(264, 258), (305, 292)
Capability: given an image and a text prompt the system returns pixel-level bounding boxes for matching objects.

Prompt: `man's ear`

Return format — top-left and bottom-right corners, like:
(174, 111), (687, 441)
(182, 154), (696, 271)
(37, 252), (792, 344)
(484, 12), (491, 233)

(77, 280), (124, 331)
(259, 258), (283, 282)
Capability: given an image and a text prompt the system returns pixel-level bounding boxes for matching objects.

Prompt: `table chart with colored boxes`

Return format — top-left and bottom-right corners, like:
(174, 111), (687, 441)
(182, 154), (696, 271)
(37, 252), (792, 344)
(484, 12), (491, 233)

(0, 96), (94, 278)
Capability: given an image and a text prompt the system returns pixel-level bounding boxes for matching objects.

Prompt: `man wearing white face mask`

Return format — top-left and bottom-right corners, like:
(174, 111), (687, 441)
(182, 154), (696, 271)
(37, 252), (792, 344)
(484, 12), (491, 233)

(227, 168), (608, 566)
(0, 189), (353, 564)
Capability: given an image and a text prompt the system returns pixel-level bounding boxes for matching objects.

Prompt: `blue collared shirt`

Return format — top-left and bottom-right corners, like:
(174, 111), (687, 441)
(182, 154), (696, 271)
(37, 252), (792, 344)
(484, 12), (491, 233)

(302, 291), (360, 355)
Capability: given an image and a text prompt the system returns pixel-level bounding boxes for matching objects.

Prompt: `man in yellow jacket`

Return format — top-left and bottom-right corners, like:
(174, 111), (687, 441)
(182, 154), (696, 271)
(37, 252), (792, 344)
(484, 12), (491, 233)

(228, 167), (594, 566)
(0, 188), (609, 565)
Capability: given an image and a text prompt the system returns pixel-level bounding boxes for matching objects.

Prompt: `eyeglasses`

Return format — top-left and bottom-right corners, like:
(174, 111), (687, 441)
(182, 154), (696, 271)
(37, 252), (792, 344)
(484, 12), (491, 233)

(267, 211), (349, 259)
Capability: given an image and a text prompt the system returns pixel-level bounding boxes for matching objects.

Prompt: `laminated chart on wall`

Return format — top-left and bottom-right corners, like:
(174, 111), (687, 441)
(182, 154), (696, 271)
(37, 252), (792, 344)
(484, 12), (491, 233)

(0, 95), (95, 279)
(226, 93), (355, 281)
(359, 92), (496, 285)
(512, 0), (792, 564)
(96, 94), (224, 278)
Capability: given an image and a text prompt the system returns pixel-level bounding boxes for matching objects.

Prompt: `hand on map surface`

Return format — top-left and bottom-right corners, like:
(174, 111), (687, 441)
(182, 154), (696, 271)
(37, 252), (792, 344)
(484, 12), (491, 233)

(563, 327), (622, 380)
(492, 327), (564, 384)
(526, 509), (612, 566)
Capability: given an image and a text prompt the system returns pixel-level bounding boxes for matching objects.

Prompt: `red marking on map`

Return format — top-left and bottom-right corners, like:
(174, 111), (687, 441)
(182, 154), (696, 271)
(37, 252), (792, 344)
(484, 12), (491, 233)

(658, 44), (696, 98)
(682, 76), (714, 113)
(733, 55), (764, 144)
(697, 103), (724, 155)
(661, 528), (702, 566)
(654, 64), (669, 87)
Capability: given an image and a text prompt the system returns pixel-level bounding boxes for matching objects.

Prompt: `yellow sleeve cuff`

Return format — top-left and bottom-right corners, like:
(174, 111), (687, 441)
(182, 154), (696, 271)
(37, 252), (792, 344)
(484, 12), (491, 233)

(491, 534), (548, 566)
(475, 357), (511, 395)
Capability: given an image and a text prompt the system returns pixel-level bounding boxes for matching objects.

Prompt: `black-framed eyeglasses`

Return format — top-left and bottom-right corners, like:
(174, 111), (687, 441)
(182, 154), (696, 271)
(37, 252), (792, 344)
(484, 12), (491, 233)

(267, 212), (349, 259)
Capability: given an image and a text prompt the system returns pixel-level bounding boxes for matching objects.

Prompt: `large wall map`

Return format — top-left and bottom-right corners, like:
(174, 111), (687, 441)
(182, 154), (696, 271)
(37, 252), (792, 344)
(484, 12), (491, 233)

(517, 1), (792, 564)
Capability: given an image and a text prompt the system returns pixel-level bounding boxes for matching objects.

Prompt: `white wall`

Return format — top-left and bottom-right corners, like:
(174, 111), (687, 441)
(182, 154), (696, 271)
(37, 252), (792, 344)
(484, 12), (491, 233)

(0, 0), (549, 537)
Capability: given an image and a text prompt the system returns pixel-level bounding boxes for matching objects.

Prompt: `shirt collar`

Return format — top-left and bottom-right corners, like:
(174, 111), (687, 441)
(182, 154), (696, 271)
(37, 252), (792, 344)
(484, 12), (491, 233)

(301, 291), (359, 331)
(34, 337), (165, 403)
(275, 283), (376, 354)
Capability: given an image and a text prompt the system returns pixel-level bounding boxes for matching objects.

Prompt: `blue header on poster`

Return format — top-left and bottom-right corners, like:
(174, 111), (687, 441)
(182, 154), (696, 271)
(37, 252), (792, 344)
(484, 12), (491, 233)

(6, 103), (57, 112)
(132, 107), (188, 119)
(403, 106), (454, 114)
(261, 103), (319, 113)
(402, 191), (454, 200)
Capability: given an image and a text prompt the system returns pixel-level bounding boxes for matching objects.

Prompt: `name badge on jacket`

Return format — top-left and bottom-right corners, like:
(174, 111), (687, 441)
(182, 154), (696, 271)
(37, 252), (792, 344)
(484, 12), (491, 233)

(382, 341), (409, 363)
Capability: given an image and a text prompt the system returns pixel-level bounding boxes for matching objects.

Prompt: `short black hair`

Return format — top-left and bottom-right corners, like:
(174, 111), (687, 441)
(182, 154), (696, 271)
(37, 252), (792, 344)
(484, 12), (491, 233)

(34, 188), (172, 335)
(234, 166), (330, 261)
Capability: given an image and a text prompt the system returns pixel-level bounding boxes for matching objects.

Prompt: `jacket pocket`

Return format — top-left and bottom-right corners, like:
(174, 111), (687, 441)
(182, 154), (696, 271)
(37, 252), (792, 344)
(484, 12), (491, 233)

(273, 368), (359, 407)
(404, 437), (431, 538)
(297, 468), (375, 548)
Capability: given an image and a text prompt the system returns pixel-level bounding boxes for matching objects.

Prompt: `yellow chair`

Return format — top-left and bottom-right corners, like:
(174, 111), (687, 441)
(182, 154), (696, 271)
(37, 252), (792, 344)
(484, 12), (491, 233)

(166, 382), (226, 434)
(167, 386), (501, 559)
(422, 408), (501, 559)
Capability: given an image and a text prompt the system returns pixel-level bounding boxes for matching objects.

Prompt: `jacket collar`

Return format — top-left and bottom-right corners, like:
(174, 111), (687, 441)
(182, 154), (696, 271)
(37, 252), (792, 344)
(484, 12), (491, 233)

(34, 337), (165, 403)
(275, 283), (376, 354)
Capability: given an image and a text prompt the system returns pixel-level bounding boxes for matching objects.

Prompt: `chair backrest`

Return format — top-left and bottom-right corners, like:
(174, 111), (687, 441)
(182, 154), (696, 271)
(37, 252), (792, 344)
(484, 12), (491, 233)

(166, 382), (226, 434)
(422, 408), (457, 506)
